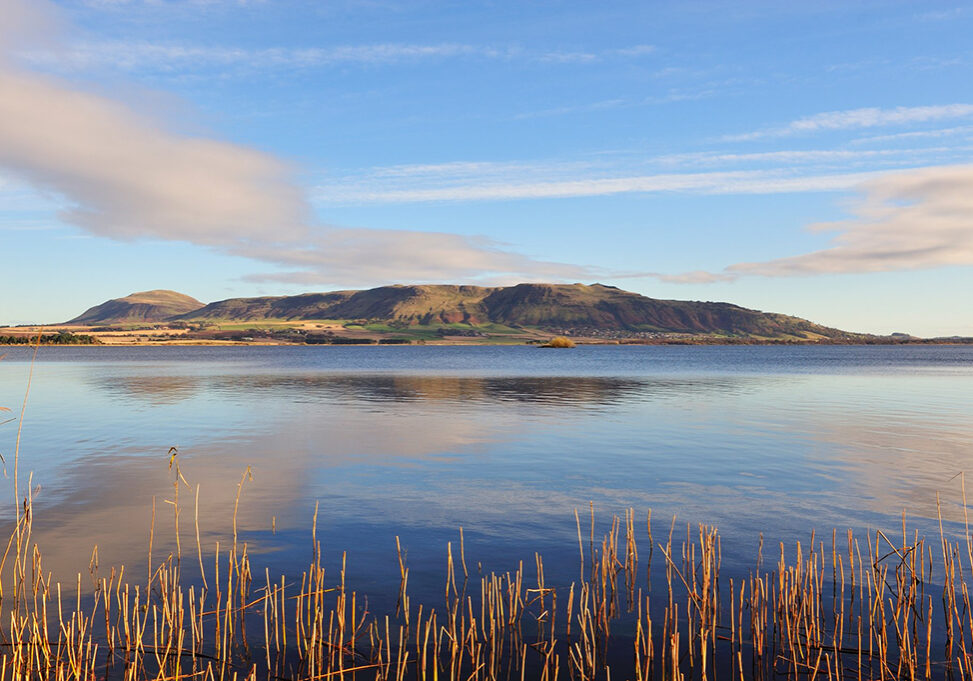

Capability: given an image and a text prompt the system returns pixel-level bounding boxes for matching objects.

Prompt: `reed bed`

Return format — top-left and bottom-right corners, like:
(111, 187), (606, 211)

(2, 469), (973, 681)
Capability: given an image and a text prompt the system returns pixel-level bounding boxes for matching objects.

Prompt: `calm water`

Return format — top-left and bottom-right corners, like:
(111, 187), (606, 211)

(1, 344), (972, 608)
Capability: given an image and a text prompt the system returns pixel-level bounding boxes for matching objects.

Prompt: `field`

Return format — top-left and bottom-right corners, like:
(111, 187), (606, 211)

(0, 322), (576, 346)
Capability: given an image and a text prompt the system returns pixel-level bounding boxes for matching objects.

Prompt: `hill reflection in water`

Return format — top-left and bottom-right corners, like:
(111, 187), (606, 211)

(88, 371), (761, 409)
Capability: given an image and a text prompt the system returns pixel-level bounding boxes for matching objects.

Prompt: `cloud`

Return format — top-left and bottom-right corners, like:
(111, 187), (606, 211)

(655, 165), (973, 282)
(0, 66), (314, 244)
(17, 41), (656, 74)
(613, 44), (656, 57)
(314, 137), (973, 206)
(0, 0), (585, 287)
(315, 167), (883, 203)
(849, 125), (973, 146)
(727, 104), (973, 141)
(511, 98), (627, 120)
(20, 42), (488, 72)
(654, 147), (959, 168)
(238, 230), (590, 287)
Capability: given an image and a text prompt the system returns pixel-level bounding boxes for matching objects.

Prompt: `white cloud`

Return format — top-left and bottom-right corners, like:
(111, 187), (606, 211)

(0, 0), (586, 287)
(0, 0), (61, 50)
(727, 104), (973, 141)
(656, 165), (973, 282)
(0, 66), (310, 244)
(238, 230), (590, 287)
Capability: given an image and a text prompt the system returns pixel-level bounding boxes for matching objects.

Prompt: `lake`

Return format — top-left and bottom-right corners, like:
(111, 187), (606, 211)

(2, 344), (973, 678)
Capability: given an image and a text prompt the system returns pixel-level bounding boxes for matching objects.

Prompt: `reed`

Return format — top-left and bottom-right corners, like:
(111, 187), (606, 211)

(1, 470), (973, 681)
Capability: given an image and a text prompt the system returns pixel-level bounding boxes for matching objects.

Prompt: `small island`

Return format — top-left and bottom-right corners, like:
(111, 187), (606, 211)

(540, 336), (576, 348)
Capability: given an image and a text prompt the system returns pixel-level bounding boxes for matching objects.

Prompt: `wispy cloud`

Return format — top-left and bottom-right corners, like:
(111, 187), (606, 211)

(17, 41), (656, 74)
(20, 42), (488, 72)
(849, 125), (973, 146)
(322, 136), (957, 204)
(511, 98), (627, 120)
(315, 169), (884, 204)
(916, 7), (970, 22)
(613, 44), (656, 57)
(536, 45), (654, 63)
(313, 136), (973, 206)
(726, 104), (973, 141)
(654, 146), (964, 168)
(509, 78), (736, 121)
(0, 0), (586, 287)
(654, 165), (973, 282)
(365, 159), (602, 180)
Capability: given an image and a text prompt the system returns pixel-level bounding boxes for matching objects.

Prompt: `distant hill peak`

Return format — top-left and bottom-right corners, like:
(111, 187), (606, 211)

(66, 290), (204, 325)
(118, 290), (201, 305)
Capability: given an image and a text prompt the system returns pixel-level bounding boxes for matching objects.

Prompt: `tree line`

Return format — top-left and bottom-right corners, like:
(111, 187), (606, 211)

(0, 331), (100, 345)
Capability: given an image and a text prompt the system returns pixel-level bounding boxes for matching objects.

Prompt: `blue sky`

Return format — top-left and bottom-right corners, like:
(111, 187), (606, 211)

(1, 0), (972, 335)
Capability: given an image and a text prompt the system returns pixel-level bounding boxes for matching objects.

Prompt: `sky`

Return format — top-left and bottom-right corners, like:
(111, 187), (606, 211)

(1, 0), (972, 336)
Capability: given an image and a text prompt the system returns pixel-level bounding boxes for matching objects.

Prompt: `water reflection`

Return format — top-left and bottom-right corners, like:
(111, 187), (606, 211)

(92, 375), (202, 405)
(1, 348), (972, 606)
(87, 372), (763, 409)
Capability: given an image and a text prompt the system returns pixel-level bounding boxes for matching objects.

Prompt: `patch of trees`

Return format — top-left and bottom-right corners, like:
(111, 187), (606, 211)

(0, 332), (100, 345)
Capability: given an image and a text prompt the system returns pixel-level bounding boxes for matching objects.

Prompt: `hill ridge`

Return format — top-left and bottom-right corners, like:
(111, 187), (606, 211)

(68, 283), (857, 340)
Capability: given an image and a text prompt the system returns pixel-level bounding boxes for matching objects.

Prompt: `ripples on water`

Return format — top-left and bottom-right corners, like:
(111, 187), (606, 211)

(1, 344), (972, 604)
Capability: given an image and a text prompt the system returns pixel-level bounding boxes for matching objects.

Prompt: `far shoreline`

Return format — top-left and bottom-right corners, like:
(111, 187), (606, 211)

(2, 320), (971, 348)
(3, 338), (973, 348)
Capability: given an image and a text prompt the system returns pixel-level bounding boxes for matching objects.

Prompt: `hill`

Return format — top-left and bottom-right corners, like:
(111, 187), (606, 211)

(480, 284), (845, 337)
(179, 285), (493, 325)
(66, 290), (204, 324)
(168, 283), (856, 340)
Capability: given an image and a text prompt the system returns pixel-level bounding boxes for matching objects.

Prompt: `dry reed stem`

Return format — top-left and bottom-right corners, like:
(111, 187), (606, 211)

(0, 451), (971, 681)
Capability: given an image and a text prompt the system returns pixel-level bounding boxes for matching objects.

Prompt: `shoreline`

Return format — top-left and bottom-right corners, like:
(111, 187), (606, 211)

(3, 323), (971, 348)
(3, 338), (973, 347)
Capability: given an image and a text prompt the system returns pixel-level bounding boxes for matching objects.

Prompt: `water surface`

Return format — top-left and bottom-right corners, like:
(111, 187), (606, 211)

(2, 344), (972, 605)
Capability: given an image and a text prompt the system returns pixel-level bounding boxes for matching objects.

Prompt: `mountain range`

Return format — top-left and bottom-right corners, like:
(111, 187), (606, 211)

(65, 284), (859, 340)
